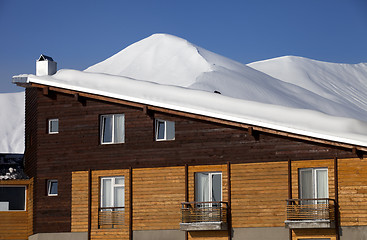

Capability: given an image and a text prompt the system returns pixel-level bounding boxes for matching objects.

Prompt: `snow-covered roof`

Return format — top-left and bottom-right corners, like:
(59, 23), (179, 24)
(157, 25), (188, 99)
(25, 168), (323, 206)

(0, 92), (25, 154)
(13, 33), (367, 149)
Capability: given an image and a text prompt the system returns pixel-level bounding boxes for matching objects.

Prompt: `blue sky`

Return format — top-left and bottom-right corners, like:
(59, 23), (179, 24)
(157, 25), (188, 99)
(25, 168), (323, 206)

(1, 0), (366, 93)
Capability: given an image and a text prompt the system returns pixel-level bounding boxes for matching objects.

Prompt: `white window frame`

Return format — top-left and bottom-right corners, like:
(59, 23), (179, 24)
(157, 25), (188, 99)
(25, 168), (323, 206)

(195, 172), (222, 207)
(100, 114), (125, 144)
(155, 119), (175, 141)
(299, 168), (328, 202)
(48, 118), (59, 134)
(100, 176), (125, 210)
(0, 185), (27, 211)
(47, 180), (58, 196)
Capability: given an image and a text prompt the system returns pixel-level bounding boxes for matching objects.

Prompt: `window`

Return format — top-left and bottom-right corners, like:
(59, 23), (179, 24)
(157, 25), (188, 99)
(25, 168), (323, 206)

(0, 186), (26, 211)
(100, 176), (125, 210)
(100, 114), (125, 144)
(48, 119), (59, 134)
(195, 172), (222, 207)
(47, 180), (58, 196)
(155, 119), (175, 141)
(299, 168), (328, 203)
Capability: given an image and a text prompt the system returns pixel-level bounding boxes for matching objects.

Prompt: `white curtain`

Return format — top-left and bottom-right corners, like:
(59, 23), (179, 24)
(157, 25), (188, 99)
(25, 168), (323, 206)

(316, 169), (328, 199)
(300, 169), (313, 200)
(102, 179), (112, 208)
(114, 186), (124, 208)
(195, 173), (209, 203)
(114, 114), (125, 143)
(166, 120), (175, 140)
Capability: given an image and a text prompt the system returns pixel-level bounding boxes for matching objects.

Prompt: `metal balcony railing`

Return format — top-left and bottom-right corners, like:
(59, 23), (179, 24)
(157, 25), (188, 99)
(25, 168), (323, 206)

(286, 198), (335, 221)
(98, 207), (125, 228)
(181, 201), (228, 223)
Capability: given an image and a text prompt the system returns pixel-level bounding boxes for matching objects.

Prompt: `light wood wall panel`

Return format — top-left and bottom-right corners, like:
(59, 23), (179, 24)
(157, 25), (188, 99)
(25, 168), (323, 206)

(27, 179), (34, 237)
(0, 179), (33, 240)
(231, 162), (288, 228)
(132, 166), (185, 231)
(71, 171), (89, 232)
(291, 159), (335, 200)
(292, 228), (336, 240)
(91, 169), (130, 240)
(188, 230), (228, 240)
(0, 212), (29, 239)
(338, 157), (367, 226)
(72, 169), (130, 240)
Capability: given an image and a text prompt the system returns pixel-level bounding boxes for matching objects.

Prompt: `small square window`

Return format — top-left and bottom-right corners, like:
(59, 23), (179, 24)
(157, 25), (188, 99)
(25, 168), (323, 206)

(155, 119), (175, 141)
(47, 180), (58, 196)
(48, 119), (59, 134)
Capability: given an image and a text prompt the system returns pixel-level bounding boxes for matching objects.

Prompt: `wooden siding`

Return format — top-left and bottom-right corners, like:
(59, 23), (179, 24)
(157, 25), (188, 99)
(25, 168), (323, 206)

(71, 171), (89, 232)
(133, 166), (185, 230)
(231, 162), (288, 228)
(90, 169), (130, 240)
(292, 229), (336, 240)
(25, 88), (359, 233)
(0, 179), (33, 240)
(188, 230), (228, 240)
(338, 157), (367, 226)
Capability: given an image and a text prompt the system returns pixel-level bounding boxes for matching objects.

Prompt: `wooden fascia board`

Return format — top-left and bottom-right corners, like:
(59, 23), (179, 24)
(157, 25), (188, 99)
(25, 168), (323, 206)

(0, 179), (32, 185)
(29, 83), (367, 153)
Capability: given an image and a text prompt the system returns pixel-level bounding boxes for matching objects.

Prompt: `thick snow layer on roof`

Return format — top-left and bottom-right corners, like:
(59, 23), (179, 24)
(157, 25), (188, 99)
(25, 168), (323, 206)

(16, 33), (367, 147)
(0, 92), (24, 153)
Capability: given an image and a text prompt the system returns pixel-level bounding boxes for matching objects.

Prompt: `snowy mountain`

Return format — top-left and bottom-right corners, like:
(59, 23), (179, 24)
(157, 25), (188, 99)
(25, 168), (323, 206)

(13, 33), (367, 148)
(248, 56), (367, 122)
(0, 92), (25, 154)
(86, 34), (367, 122)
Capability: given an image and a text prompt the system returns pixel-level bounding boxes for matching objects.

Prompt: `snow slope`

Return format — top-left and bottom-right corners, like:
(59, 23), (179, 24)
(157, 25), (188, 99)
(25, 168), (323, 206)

(13, 33), (367, 148)
(86, 34), (367, 121)
(0, 92), (25, 153)
(248, 56), (367, 122)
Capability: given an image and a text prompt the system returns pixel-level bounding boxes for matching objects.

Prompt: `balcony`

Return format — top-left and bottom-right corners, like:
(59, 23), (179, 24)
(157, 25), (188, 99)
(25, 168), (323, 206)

(180, 201), (228, 231)
(285, 198), (336, 229)
(98, 207), (125, 229)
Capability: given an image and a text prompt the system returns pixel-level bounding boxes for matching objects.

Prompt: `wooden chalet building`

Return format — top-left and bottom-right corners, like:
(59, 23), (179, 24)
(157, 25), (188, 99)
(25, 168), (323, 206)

(10, 49), (367, 240)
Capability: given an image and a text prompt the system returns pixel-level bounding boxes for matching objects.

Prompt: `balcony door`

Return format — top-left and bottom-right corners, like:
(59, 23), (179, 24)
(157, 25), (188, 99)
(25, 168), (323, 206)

(195, 172), (222, 207)
(299, 168), (328, 204)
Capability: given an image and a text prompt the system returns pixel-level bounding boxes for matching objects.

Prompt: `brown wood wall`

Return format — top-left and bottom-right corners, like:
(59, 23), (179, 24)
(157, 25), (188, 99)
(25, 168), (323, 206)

(290, 160), (337, 239)
(231, 162), (288, 228)
(25, 87), (359, 234)
(71, 171), (89, 232)
(90, 169), (130, 240)
(338, 158), (367, 226)
(292, 229), (336, 240)
(0, 179), (33, 240)
(133, 167), (185, 230)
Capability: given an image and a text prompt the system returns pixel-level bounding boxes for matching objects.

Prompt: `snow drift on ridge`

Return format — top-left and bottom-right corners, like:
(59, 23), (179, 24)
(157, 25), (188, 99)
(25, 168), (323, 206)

(85, 34), (367, 121)
(0, 92), (24, 153)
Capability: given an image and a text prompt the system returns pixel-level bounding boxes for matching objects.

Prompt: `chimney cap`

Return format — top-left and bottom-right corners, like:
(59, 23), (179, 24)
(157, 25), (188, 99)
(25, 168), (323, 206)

(37, 54), (54, 62)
